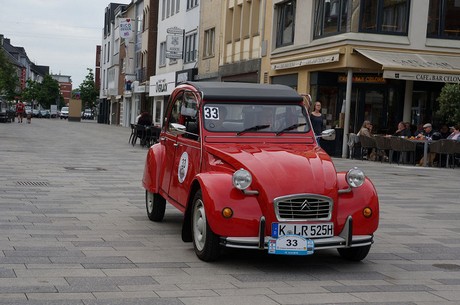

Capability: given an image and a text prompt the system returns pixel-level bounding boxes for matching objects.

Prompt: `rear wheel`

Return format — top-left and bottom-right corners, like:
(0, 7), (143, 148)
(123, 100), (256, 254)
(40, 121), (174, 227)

(191, 190), (220, 261)
(145, 190), (166, 221)
(337, 245), (371, 261)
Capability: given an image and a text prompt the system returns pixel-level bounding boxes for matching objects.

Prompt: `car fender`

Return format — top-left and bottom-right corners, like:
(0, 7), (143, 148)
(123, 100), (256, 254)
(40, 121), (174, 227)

(336, 172), (379, 235)
(194, 172), (263, 237)
(142, 143), (165, 193)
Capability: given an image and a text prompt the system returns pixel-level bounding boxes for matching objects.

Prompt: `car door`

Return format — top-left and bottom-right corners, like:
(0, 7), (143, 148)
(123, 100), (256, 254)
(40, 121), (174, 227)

(161, 90), (201, 207)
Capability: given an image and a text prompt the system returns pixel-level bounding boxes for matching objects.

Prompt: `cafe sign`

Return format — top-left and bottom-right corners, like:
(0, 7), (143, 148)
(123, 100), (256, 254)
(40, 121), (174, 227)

(271, 54), (340, 70)
(383, 70), (460, 83)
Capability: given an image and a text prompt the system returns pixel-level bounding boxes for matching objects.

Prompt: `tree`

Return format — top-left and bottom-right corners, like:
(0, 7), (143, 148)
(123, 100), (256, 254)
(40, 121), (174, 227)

(0, 49), (19, 101)
(21, 75), (61, 109)
(437, 83), (460, 125)
(79, 68), (98, 109)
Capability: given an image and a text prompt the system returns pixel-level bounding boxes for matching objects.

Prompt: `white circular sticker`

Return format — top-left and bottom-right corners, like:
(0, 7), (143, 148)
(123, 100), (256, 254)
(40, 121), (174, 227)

(178, 152), (189, 183)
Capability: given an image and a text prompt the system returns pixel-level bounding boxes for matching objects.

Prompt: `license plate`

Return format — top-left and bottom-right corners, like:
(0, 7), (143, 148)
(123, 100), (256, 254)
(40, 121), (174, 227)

(268, 235), (314, 256)
(272, 223), (333, 238)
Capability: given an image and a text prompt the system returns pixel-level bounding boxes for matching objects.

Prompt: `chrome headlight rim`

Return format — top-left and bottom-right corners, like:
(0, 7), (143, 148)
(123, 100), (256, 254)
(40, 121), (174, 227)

(346, 167), (365, 188)
(232, 168), (252, 190)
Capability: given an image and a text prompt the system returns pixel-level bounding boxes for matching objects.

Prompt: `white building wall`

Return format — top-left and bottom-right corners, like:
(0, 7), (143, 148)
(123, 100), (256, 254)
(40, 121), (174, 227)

(156, 0), (200, 75)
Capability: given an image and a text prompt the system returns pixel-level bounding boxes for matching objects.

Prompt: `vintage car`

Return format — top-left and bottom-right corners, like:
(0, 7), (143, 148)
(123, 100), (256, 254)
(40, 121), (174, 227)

(142, 82), (379, 262)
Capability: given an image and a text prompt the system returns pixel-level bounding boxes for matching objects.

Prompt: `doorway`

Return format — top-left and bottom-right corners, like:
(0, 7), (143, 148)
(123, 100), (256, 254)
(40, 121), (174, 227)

(348, 87), (386, 134)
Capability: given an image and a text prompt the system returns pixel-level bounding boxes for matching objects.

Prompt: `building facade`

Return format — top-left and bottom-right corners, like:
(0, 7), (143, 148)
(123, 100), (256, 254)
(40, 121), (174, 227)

(148, 0), (200, 126)
(261, 0), (460, 156)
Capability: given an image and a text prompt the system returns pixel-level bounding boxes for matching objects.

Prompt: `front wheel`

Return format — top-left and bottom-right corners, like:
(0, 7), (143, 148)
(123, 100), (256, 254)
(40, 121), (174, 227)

(337, 245), (371, 261)
(191, 190), (220, 261)
(145, 190), (166, 221)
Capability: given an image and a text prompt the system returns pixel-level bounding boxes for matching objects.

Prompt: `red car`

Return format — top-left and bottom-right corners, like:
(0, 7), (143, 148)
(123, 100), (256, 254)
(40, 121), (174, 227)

(143, 82), (379, 261)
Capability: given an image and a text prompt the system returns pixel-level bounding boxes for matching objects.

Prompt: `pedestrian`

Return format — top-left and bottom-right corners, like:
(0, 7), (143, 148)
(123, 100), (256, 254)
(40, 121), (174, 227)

(310, 101), (324, 146)
(16, 101), (25, 123)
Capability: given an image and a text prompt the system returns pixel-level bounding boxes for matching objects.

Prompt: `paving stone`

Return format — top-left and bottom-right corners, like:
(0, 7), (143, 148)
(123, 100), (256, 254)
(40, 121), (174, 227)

(1, 119), (460, 304)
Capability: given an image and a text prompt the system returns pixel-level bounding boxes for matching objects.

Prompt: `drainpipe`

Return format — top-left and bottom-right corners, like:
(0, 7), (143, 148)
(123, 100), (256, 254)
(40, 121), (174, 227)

(342, 69), (353, 158)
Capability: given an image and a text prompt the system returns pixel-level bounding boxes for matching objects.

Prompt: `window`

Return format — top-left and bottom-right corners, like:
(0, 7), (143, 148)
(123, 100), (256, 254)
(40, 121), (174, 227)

(276, 0), (296, 47)
(203, 28), (215, 58)
(184, 33), (197, 63)
(360, 0), (410, 35)
(159, 42), (166, 67)
(187, 0), (199, 10)
(314, 0), (349, 38)
(427, 0), (460, 39)
(168, 92), (199, 140)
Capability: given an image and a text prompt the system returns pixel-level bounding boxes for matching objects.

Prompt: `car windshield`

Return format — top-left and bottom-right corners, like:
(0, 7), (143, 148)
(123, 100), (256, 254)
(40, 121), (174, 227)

(203, 103), (310, 134)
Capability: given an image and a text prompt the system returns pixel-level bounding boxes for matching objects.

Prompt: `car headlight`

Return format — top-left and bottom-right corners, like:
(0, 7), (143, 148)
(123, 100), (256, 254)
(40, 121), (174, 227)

(346, 167), (365, 188)
(232, 169), (252, 190)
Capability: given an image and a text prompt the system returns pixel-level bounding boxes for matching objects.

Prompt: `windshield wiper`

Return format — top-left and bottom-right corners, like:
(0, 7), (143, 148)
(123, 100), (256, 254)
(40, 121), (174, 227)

(237, 124), (271, 136)
(276, 123), (307, 136)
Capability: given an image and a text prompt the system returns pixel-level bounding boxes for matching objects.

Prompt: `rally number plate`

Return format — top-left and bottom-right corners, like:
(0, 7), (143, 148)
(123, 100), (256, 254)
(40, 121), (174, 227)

(268, 235), (314, 256)
(272, 223), (333, 238)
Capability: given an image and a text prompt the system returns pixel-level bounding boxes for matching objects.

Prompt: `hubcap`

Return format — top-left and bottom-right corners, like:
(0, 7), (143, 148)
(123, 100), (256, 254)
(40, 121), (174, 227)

(193, 199), (206, 251)
(147, 192), (154, 214)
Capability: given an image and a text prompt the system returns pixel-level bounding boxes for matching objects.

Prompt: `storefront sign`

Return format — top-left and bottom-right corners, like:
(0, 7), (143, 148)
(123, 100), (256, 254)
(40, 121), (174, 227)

(119, 19), (133, 40)
(383, 70), (460, 83)
(166, 27), (184, 59)
(338, 75), (386, 84)
(271, 54), (340, 70)
(149, 72), (176, 96)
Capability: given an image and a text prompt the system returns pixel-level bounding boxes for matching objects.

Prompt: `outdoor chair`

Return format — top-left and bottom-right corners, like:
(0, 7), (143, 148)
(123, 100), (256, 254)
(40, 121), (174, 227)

(358, 135), (376, 161)
(389, 137), (417, 165)
(347, 133), (360, 159)
(374, 135), (391, 162)
(132, 124), (147, 146)
(446, 140), (460, 168)
(429, 139), (452, 167)
(129, 123), (136, 144)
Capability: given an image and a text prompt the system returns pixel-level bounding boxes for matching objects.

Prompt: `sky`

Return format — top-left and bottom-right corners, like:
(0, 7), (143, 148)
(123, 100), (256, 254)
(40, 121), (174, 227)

(2, 0), (131, 88)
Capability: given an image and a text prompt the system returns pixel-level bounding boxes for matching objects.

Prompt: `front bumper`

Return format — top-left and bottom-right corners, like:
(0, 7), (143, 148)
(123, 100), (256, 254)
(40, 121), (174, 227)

(220, 215), (373, 250)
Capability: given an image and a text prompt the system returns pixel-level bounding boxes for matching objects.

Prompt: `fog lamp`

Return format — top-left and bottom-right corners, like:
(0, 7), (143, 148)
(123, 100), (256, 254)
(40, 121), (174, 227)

(222, 207), (233, 218)
(363, 207), (372, 218)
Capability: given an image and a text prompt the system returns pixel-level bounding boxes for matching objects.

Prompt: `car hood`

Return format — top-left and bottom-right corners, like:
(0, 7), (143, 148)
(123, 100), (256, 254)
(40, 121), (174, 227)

(205, 143), (338, 197)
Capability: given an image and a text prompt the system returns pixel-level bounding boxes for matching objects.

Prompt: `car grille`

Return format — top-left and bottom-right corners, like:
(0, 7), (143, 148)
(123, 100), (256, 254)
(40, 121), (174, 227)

(274, 194), (332, 221)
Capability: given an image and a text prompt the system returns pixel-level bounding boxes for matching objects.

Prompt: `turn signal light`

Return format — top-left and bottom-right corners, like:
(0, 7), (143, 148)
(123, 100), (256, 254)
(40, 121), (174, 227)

(363, 207), (372, 218)
(222, 207), (233, 218)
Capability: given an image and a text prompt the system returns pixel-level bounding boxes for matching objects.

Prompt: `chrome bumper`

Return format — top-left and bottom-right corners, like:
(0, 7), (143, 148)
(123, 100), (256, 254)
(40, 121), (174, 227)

(220, 216), (373, 250)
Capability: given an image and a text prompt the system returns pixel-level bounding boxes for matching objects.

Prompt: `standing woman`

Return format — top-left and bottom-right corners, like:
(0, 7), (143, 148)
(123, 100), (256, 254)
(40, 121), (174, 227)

(310, 101), (324, 145)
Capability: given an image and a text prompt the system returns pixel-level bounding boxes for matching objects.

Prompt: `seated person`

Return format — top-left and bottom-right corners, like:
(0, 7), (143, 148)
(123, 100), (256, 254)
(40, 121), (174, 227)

(447, 124), (460, 141)
(393, 121), (411, 137)
(137, 112), (152, 126)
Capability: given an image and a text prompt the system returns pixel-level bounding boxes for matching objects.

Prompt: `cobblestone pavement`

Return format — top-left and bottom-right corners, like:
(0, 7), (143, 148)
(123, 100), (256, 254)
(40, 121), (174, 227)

(0, 118), (459, 305)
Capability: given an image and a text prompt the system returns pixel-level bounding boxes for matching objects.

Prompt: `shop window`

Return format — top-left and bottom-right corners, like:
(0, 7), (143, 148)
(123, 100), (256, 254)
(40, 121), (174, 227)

(314, 0), (349, 38)
(359, 0), (410, 35)
(427, 0), (460, 39)
(275, 0), (296, 48)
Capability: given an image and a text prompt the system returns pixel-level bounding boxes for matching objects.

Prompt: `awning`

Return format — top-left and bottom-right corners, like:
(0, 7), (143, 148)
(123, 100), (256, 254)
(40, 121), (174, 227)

(356, 49), (460, 83)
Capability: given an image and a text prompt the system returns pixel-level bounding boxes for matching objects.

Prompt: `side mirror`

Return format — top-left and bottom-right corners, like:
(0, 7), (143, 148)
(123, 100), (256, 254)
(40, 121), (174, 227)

(170, 123), (187, 135)
(320, 129), (336, 141)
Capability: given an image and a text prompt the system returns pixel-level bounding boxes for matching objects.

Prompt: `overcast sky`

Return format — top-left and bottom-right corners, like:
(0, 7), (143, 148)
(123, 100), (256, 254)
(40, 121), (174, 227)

(2, 0), (131, 88)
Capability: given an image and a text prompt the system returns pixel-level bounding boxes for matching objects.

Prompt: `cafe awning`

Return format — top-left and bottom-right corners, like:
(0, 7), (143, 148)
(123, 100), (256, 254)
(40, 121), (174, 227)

(355, 49), (460, 83)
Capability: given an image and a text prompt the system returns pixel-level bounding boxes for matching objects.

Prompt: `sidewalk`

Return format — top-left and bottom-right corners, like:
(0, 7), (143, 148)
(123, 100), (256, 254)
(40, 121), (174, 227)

(1, 119), (460, 305)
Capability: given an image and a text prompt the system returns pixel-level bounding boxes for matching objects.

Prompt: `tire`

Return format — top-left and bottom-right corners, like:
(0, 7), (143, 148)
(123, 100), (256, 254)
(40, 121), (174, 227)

(191, 190), (220, 261)
(145, 190), (166, 222)
(337, 245), (371, 261)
